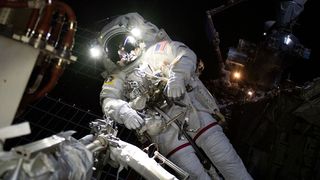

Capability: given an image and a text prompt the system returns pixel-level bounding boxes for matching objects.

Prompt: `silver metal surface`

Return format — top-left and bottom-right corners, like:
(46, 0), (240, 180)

(13, 135), (65, 159)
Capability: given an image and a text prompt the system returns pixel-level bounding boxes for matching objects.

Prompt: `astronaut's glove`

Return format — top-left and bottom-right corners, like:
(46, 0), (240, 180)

(166, 72), (186, 100)
(119, 104), (144, 130)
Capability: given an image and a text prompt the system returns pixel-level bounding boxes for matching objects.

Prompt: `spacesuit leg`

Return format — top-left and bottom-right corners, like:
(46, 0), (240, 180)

(169, 145), (211, 180)
(153, 125), (211, 179)
(195, 112), (253, 180)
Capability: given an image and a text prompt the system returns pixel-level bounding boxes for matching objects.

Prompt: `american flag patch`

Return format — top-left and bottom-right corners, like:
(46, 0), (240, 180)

(154, 41), (167, 52)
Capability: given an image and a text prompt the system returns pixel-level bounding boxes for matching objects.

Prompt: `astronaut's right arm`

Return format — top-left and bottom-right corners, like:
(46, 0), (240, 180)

(100, 72), (144, 130)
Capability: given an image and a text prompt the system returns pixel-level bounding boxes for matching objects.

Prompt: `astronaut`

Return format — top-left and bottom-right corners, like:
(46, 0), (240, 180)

(99, 12), (252, 180)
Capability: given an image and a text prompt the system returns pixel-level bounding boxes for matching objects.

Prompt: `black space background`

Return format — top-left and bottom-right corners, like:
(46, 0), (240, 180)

(3, 1), (319, 179)
(49, 0), (319, 116)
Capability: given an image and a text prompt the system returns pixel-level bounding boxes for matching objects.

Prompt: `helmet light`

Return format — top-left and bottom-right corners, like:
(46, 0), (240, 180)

(130, 27), (141, 38)
(89, 45), (103, 59)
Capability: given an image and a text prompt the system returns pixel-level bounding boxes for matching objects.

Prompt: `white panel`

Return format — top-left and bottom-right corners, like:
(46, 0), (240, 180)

(0, 35), (40, 128)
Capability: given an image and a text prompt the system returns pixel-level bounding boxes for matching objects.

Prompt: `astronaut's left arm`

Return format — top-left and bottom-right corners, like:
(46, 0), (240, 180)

(166, 41), (197, 99)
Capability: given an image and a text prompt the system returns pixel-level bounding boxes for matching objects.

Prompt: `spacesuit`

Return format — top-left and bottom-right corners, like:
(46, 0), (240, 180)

(99, 13), (252, 180)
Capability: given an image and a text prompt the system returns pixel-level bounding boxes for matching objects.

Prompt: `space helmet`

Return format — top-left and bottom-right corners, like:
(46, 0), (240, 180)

(104, 29), (143, 67)
(97, 12), (171, 76)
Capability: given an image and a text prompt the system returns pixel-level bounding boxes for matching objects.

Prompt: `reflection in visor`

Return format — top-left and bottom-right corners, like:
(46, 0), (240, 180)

(105, 34), (139, 67)
(117, 46), (139, 66)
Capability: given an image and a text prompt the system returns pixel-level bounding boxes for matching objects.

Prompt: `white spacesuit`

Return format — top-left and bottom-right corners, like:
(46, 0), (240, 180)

(99, 12), (252, 180)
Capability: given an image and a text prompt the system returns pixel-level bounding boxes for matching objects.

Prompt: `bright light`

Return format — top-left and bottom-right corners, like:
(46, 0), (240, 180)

(89, 46), (102, 59)
(284, 35), (292, 45)
(130, 28), (141, 38)
(247, 90), (254, 96)
(263, 32), (267, 36)
(233, 71), (241, 80)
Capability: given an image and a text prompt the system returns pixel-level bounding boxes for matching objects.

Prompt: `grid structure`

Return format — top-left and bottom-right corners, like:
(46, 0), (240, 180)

(6, 96), (98, 145)
(5, 95), (144, 180)
(3, 26), (147, 179)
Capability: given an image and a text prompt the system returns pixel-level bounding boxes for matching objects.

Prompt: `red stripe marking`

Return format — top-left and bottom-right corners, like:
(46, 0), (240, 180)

(193, 122), (218, 142)
(159, 41), (167, 51)
(165, 122), (218, 158)
(166, 142), (191, 158)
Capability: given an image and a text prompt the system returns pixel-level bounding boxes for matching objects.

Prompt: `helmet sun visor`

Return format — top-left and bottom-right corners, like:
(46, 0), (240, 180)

(105, 33), (139, 67)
